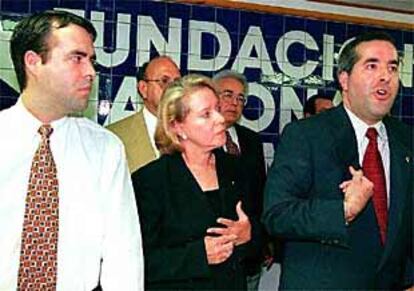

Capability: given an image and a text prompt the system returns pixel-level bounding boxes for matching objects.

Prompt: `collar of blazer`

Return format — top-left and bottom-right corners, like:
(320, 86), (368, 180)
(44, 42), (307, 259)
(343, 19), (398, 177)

(167, 150), (242, 219)
(377, 116), (412, 270)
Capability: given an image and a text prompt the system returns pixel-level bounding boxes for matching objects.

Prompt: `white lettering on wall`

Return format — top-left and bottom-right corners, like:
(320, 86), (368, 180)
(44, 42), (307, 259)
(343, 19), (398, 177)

(92, 12), (131, 67)
(187, 20), (231, 71)
(136, 16), (182, 67)
(401, 44), (413, 87)
(322, 34), (334, 81)
(239, 82), (275, 132)
(104, 76), (140, 125)
(232, 26), (274, 76)
(275, 30), (319, 79)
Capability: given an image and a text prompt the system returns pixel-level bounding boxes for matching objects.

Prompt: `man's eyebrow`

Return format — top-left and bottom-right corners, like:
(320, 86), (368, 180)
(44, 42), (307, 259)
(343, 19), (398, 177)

(70, 50), (96, 60)
(389, 59), (399, 65)
(363, 57), (380, 64)
(70, 50), (87, 56)
(221, 89), (244, 96)
(363, 57), (399, 66)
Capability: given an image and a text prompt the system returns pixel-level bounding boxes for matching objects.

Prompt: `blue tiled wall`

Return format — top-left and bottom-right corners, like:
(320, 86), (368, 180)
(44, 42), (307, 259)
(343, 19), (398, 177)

(0, 0), (412, 165)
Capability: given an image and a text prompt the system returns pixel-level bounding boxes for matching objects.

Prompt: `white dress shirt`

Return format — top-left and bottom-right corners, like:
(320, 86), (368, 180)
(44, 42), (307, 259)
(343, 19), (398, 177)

(142, 106), (159, 157)
(0, 100), (144, 291)
(344, 107), (390, 205)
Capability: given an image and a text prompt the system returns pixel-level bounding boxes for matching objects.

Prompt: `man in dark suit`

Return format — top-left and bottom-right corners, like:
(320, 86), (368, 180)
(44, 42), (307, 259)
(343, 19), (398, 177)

(263, 31), (413, 289)
(214, 70), (268, 290)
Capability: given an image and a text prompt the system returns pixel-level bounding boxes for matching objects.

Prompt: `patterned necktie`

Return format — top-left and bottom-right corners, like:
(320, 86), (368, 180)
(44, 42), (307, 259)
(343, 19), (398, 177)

(225, 130), (240, 156)
(18, 124), (59, 290)
(362, 128), (388, 245)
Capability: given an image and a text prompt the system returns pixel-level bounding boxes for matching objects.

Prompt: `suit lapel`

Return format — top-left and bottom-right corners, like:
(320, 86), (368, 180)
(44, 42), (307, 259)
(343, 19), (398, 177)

(134, 111), (157, 160)
(377, 118), (412, 269)
(234, 124), (247, 155)
(215, 150), (239, 219)
(328, 106), (360, 174)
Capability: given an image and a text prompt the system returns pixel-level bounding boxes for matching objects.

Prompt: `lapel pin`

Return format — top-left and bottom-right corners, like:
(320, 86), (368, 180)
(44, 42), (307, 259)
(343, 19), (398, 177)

(405, 156), (410, 163)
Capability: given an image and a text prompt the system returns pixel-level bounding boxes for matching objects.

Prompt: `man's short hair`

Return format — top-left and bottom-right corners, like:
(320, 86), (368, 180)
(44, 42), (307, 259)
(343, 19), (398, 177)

(10, 10), (96, 91)
(212, 69), (248, 95)
(304, 94), (333, 116)
(336, 31), (398, 91)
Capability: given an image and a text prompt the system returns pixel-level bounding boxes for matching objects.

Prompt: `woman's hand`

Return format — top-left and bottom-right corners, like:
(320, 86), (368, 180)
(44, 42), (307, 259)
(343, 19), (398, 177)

(204, 234), (236, 264)
(206, 201), (251, 246)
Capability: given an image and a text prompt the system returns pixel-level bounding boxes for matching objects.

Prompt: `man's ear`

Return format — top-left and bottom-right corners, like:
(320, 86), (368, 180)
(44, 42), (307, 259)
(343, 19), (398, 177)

(338, 71), (349, 93)
(24, 50), (42, 76)
(138, 80), (147, 100)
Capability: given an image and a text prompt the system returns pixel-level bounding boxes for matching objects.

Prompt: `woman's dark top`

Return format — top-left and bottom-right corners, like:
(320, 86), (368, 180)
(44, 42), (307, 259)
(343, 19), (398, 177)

(131, 150), (261, 290)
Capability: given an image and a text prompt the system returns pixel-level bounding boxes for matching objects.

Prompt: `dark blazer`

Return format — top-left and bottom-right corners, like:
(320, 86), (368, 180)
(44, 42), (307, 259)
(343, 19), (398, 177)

(262, 105), (413, 289)
(235, 124), (267, 219)
(233, 124), (268, 273)
(132, 150), (262, 290)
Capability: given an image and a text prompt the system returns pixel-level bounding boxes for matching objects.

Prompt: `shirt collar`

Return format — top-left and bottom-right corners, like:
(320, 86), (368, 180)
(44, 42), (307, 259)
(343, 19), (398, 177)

(344, 105), (387, 143)
(142, 106), (157, 132)
(16, 97), (69, 138)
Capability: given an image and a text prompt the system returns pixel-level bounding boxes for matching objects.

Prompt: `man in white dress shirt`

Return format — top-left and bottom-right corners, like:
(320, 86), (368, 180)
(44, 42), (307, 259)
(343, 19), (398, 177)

(0, 10), (144, 290)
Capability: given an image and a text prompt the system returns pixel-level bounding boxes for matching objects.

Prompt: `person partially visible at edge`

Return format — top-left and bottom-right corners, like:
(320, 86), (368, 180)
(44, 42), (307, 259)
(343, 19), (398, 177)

(303, 93), (334, 118)
(262, 31), (412, 289)
(132, 74), (262, 290)
(0, 10), (144, 290)
(107, 55), (181, 173)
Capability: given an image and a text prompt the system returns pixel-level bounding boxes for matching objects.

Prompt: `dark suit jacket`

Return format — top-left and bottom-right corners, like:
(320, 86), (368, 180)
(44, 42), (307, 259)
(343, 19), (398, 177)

(235, 124), (267, 219)
(132, 150), (262, 290)
(233, 124), (268, 273)
(263, 105), (413, 289)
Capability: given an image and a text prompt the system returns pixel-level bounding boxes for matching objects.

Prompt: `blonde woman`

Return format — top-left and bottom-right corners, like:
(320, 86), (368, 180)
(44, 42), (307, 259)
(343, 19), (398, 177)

(132, 74), (260, 290)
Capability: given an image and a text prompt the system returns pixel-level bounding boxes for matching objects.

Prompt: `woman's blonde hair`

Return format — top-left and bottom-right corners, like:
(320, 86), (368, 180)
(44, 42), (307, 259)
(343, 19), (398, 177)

(155, 74), (218, 155)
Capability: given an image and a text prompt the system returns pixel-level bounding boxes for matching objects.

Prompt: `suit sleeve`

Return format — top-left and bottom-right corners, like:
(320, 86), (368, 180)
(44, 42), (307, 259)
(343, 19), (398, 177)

(132, 166), (211, 283)
(262, 122), (349, 245)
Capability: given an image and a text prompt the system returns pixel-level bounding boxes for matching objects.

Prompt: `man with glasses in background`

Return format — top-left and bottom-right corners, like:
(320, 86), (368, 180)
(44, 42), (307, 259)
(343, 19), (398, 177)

(214, 70), (269, 291)
(108, 56), (181, 173)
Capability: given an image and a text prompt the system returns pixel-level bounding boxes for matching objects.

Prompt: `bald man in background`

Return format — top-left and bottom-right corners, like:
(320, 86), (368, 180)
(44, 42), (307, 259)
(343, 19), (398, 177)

(108, 56), (180, 173)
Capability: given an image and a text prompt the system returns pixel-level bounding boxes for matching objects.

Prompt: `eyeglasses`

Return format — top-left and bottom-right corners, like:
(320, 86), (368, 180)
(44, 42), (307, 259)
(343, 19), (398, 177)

(219, 91), (247, 105)
(144, 76), (177, 89)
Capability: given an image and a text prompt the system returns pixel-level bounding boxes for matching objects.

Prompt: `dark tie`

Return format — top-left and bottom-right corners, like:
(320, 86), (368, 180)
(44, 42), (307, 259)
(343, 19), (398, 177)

(18, 125), (59, 290)
(225, 130), (240, 156)
(362, 128), (387, 245)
